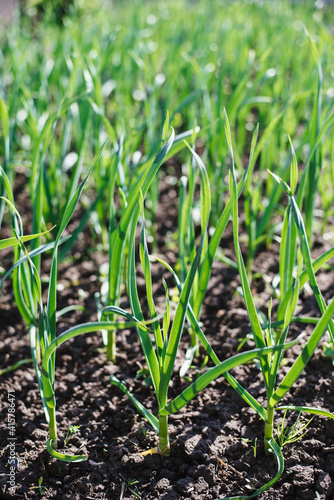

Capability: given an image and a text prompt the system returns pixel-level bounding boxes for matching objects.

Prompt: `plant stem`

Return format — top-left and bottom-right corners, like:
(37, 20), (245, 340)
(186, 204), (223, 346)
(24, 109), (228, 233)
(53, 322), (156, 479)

(48, 406), (58, 449)
(158, 413), (170, 455)
(107, 331), (116, 362)
(190, 328), (199, 354)
(191, 303), (201, 357)
(265, 405), (274, 454)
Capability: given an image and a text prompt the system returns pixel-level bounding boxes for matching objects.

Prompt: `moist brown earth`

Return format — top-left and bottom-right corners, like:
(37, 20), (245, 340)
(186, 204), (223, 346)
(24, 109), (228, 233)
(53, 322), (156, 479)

(1, 174), (334, 499)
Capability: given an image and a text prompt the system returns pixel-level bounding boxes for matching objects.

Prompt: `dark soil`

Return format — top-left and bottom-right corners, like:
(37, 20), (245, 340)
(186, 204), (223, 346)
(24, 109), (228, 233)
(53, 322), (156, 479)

(1, 174), (334, 500)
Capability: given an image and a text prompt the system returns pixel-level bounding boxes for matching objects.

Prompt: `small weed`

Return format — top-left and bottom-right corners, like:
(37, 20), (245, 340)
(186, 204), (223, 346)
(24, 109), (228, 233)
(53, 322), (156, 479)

(240, 437), (258, 457)
(120, 474), (141, 499)
(64, 425), (80, 446)
(135, 364), (152, 388)
(323, 341), (334, 365)
(30, 477), (48, 496)
(140, 425), (149, 437)
(277, 410), (314, 448)
(252, 437), (258, 457)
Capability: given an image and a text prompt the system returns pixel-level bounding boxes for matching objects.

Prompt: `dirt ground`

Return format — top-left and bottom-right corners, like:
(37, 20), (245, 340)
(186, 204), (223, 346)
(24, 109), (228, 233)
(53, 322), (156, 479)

(1, 169), (334, 499)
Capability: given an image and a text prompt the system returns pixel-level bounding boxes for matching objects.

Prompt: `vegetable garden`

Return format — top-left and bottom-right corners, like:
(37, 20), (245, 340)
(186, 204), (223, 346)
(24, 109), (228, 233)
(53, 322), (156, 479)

(1, 0), (334, 498)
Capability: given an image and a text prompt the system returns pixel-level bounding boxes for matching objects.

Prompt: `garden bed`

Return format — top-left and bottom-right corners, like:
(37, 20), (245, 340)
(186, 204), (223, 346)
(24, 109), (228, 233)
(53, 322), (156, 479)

(1, 176), (334, 500)
(1, 1), (334, 498)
